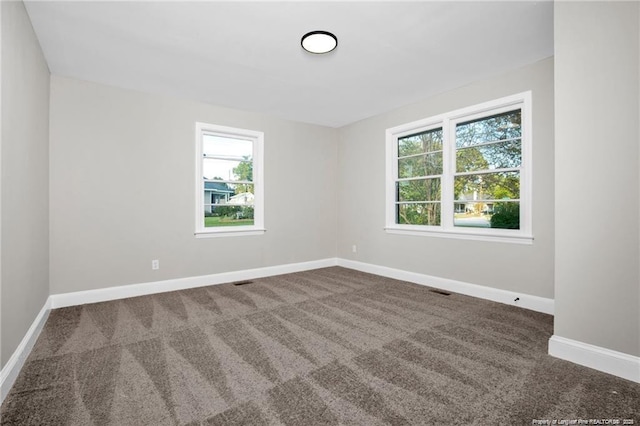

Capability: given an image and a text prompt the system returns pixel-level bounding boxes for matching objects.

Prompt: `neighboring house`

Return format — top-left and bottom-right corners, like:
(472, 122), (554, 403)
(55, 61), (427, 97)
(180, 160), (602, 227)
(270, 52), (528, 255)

(455, 191), (494, 215)
(228, 191), (254, 205)
(204, 181), (234, 212)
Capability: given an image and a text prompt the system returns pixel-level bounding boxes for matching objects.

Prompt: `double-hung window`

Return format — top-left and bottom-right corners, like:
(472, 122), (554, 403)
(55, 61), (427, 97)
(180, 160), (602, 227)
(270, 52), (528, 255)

(386, 92), (532, 243)
(195, 122), (264, 237)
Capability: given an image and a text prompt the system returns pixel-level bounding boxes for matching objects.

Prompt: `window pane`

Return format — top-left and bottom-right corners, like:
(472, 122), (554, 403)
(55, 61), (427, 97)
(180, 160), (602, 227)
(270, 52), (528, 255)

(397, 203), (440, 226)
(204, 205), (255, 228)
(456, 110), (521, 148)
(203, 159), (252, 182)
(454, 171), (520, 201)
(204, 181), (235, 205)
(203, 134), (253, 158)
(398, 128), (443, 157)
(456, 139), (521, 172)
(397, 178), (441, 202)
(487, 201), (520, 229)
(454, 201), (519, 229)
(226, 183), (255, 204)
(205, 183), (254, 206)
(398, 152), (442, 178)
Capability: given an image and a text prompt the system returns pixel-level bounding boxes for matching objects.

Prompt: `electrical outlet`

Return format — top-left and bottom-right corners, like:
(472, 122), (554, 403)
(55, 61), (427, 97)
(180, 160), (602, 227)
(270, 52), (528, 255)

(152, 259), (160, 270)
(352, 245), (357, 253)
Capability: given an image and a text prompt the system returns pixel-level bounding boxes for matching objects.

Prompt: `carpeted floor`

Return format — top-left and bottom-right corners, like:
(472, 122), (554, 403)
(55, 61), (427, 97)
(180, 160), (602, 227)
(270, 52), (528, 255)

(1, 267), (639, 425)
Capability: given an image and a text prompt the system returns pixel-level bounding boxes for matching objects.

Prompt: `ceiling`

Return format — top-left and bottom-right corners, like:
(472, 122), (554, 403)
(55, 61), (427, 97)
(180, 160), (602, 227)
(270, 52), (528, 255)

(24, 1), (554, 128)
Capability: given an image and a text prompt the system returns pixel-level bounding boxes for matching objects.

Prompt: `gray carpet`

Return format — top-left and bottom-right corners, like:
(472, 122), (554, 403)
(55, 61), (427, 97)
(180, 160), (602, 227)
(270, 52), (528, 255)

(1, 267), (638, 425)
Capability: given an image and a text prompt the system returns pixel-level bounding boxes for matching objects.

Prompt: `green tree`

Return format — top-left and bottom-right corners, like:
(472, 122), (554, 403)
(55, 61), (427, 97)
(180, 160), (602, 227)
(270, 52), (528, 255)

(397, 203), (440, 226)
(454, 147), (489, 198)
(232, 157), (253, 194)
(396, 129), (443, 225)
(454, 111), (522, 216)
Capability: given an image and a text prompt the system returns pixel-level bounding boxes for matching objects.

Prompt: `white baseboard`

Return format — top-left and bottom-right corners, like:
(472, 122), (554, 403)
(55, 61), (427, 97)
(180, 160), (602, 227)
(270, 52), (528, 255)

(337, 259), (554, 315)
(50, 258), (338, 309)
(0, 299), (51, 404)
(548, 335), (640, 383)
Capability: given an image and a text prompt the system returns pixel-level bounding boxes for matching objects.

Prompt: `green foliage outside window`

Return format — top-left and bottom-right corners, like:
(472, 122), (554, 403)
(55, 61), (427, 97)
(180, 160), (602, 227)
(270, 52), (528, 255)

(397, 203), (441, 226)
(233, 157), (253, 194)
(490, 202), (520, 229)
(396, 128), (443, 226)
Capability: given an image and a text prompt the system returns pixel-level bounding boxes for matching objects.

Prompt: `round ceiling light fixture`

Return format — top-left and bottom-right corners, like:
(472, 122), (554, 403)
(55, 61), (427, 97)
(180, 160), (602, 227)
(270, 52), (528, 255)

(301, 31), (338, 54)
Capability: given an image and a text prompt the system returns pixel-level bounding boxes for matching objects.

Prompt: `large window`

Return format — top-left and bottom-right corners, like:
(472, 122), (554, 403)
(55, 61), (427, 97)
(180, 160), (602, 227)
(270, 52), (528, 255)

(386, 92), (532, 243)
(195, 123), (264, 237)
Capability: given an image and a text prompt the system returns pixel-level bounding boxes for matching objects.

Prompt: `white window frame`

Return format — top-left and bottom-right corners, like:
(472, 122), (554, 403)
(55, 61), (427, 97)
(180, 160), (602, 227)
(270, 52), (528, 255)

(195, 122), (265, 238)
(385, 92), (533, 244)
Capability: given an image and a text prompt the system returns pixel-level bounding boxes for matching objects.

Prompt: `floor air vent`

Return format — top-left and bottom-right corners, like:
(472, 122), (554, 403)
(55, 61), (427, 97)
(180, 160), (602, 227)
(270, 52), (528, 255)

(232, 280), (254, 286)
(429, 289), (451, 296)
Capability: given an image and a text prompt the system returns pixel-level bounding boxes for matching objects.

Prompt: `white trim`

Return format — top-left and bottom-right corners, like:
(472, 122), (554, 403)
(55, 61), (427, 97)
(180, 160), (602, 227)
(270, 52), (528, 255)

(0, 299), (51, 404)
(50, 258), (337, 309)
(549, 335), (640, 383)
(384, 227), (533, 245)
(195, 228), (266, 238)
(337, 258), (554, 315)
(45, 257), (553, 314)
(47, 257), (551, 313)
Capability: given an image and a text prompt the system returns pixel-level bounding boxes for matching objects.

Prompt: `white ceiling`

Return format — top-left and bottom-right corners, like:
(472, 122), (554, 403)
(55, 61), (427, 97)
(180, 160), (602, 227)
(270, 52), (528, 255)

(24, 1), (553, 128)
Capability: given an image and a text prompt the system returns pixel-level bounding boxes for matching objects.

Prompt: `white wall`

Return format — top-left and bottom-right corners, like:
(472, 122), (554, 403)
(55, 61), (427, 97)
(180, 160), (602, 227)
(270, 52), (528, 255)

(554, 2), (639, 357)
(49, 76), (338, 294)
(0, 1), (50, 368)
(337, 58), (555, 299)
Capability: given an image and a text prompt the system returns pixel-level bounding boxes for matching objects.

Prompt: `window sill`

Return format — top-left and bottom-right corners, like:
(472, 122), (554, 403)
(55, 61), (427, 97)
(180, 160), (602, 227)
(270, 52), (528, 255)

(195, 228), (266, 238)
(384, 227), (533, 245)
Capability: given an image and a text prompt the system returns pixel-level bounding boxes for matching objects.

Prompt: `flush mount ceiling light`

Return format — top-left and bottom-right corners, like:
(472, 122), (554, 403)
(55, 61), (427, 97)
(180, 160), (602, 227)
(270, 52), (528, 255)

(301, 31), (338, 54)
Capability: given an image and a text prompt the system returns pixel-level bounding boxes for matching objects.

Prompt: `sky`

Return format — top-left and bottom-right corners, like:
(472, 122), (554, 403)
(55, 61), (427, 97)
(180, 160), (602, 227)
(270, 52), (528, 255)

(202, 134), (253, 181)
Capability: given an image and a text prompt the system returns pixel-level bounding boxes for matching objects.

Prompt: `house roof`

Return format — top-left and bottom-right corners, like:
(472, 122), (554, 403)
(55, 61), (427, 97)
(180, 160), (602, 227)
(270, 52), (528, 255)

(456, 192), (497, 202)
(204, 181), (234, 194)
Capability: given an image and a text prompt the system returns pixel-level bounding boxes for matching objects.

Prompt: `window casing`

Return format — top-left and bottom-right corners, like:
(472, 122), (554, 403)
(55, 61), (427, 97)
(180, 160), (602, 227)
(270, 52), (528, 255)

(385, 92), (532, 244)
(195, 122), (264, 237)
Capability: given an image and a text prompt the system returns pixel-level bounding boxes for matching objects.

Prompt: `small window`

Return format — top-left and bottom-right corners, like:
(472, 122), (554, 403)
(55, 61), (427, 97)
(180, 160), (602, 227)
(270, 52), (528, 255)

(386, 92), (532, 244)
(195, 123), (264, 237)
